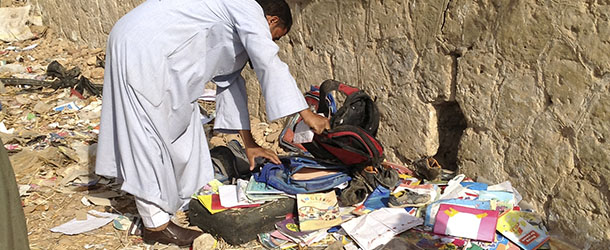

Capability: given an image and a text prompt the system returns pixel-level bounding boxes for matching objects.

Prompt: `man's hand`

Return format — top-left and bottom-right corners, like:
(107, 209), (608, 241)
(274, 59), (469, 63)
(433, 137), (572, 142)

(245, 146), (280, 170)
(239, 130), (280, 170)
(300, 109), (330, 134)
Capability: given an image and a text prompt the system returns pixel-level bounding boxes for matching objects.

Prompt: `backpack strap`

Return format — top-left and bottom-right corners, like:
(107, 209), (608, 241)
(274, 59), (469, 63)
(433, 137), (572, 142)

(316, 79), (360, 117)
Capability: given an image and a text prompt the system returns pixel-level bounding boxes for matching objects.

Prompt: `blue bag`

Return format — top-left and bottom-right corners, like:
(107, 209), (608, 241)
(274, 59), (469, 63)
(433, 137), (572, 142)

(253, 156), (352, 194)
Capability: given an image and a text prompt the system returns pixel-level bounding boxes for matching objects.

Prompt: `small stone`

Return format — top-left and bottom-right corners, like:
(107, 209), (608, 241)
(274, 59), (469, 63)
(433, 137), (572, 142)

(90, 68), (105, 79)
(269, 123), (280, 131)
(86, 56), (97, 66)
(266, 131), (281, 143)
(81, 69), (91, 79)
(192, 233), (217, 250)
(90, 48), (103, 54)
(252, 131), (264, 143)
(209, 137), (225, 147)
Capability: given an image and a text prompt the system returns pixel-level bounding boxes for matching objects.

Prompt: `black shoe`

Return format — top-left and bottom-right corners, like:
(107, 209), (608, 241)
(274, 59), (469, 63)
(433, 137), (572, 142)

(142, 221), (202, 247)
(413, 157), (442, 181)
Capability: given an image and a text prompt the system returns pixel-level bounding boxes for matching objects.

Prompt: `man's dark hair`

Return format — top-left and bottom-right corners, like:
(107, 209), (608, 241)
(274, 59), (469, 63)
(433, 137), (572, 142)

(255, 0), (293, 32)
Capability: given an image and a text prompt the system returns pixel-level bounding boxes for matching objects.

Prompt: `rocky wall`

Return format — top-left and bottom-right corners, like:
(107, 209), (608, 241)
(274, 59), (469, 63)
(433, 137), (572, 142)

(32, 0), (609, 247)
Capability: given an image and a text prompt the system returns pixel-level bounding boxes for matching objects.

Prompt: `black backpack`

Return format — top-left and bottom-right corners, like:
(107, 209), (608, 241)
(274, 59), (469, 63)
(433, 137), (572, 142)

(303, 80), (384, 167)
(317, 79), (380, 136)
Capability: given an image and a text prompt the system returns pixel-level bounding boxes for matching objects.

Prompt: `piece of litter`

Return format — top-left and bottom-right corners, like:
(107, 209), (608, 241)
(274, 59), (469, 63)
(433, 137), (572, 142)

(18, 184), (30, 196)
(85, 196), (112, 207)
(84, 244), (104, 249)
(113, 215), (133, 231)
(47, 122), (60, 129)
(50, 210), (120, 235)
(22, 43), (38, 51)
(0, 121), (14, 134)
(53, 102), (80, 112)
(81, 196), (92, 206)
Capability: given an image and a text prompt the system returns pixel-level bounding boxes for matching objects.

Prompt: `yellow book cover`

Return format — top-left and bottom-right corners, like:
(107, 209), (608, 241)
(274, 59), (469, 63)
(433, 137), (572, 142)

(197, 195), (227, 214)
(297, 191), (342, 231)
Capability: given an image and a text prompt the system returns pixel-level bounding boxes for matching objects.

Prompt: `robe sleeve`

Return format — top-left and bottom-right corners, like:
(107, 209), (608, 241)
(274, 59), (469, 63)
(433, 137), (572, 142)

(213, 72), (251, 133)
(224, 0), (308, 121)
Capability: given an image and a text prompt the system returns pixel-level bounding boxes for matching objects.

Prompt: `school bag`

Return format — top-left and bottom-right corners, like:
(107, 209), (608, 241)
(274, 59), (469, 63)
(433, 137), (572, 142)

(302, 79), (384, 167)
(209, 140), (251, 184)
(316, 79), (380, 136)
(253, 156), (352, 194)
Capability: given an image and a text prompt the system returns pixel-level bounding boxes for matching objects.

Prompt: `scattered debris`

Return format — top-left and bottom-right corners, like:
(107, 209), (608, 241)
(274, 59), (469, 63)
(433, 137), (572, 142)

(50, 210), (120, 235)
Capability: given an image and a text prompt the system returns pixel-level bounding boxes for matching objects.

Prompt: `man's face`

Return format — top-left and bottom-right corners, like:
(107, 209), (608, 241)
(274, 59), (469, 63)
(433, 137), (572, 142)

(266, 15), (288, 41)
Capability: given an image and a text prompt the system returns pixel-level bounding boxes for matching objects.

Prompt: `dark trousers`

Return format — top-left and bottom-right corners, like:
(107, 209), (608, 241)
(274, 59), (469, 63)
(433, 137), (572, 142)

(0, 138), (30, 250)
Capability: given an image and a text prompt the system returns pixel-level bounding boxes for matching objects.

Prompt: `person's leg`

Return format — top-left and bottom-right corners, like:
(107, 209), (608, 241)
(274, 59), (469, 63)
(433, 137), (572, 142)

(0, 138), (30, 250)
(136, 197), (202, 246)
(135, 198), (171, 230)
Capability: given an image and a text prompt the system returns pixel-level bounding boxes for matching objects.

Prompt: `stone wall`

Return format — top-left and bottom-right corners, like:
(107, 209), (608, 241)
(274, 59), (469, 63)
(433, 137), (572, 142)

(32, 0), (609, 247)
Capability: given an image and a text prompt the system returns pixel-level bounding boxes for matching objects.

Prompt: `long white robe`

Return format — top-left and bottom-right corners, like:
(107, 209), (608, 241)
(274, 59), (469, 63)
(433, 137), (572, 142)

(95, 0), (308, 213)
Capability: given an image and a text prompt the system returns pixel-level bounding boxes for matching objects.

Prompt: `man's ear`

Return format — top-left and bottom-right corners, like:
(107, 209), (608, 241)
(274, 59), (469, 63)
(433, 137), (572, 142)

(266, 15), (280, 25)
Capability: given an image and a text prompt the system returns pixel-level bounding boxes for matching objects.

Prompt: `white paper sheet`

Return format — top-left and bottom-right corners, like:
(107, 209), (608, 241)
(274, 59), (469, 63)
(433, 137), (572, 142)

(488, 181), (523, 204)
(50, 210), (119, 235)
(218, 184), (263, 208)
(293, 120), (314, 143)
(341, 208), (423, 250)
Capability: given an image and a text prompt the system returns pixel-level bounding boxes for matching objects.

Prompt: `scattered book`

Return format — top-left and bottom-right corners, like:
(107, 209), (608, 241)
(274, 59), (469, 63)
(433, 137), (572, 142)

(275, 217), (327, 246)
(497, 210), (549, 250)
(297, 191), (342, 231)
(246, 175), (284, 195)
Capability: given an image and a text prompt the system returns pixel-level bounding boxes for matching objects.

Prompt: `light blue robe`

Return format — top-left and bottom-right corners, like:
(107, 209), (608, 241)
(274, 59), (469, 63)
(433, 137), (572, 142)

(95, 0), (307, 213)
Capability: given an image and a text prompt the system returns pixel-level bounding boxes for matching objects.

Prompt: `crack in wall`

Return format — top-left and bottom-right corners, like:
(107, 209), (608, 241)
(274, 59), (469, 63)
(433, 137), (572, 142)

(440, 0), (452, 33)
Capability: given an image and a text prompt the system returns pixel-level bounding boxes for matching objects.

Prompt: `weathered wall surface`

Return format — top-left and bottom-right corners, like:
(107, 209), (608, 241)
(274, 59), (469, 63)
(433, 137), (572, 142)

(31, 0), (143, 46)
(33, 0), (609, 247)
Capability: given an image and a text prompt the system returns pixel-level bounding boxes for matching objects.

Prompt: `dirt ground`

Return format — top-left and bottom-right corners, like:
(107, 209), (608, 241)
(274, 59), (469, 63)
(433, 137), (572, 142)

(1, 24), (284, 249)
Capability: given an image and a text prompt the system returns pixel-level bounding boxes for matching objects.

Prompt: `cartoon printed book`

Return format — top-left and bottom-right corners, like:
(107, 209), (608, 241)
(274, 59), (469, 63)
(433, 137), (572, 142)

(496, 210), (549, 250)
(296, 191), (342, 231)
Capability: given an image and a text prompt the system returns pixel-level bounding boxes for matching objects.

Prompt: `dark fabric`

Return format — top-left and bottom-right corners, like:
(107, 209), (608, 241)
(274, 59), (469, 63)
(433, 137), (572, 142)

(316, 79), (380, 136)
(0, 138), (30, 250)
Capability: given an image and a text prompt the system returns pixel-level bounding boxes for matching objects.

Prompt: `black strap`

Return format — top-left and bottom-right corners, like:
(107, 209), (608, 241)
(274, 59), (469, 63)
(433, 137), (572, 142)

(316, 79), (342, 117)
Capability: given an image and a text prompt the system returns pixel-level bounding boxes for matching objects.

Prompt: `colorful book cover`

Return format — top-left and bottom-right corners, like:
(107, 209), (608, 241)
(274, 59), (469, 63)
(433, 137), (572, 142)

(402, 228), (468, 249)
(468, 233), (520, 250)
(478, 190), (515, 212)
(275, 217), (311, 242)
(433, 204), (500, 242)
(353, 185), (390, 215)
(196, 195), (226, 214)
(425, 199), (492, 227)
(496, 210), (549, 250)
(246, 175), (284, 194)
(297, 191), (342, 231)
(460, 181), (489, 191)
